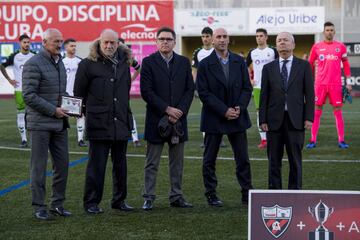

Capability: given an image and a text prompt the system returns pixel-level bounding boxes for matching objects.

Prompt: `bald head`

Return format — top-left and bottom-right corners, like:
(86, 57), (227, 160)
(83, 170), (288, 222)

(100, 29), (119, 57)
(213, 28), (227, 37)
(42, 28), (63, 56)
(276, 32), (295, 58)
(212, 28), (229, 53)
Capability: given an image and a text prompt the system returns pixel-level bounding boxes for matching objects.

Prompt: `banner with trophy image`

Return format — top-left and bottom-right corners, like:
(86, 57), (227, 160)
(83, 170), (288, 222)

(248, 190), (360, 240)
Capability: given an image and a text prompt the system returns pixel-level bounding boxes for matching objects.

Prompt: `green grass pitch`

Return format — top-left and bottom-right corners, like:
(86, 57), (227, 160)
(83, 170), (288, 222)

(0, 97), (359, 239)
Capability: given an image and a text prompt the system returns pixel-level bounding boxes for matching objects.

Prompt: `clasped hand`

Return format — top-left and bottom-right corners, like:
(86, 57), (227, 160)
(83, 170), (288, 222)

(225, 106), (240, 120)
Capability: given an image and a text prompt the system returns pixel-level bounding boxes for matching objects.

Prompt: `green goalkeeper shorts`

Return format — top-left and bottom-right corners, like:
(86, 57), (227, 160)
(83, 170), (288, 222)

(15, 91), (25, 111)
(253, 88), (261, 110)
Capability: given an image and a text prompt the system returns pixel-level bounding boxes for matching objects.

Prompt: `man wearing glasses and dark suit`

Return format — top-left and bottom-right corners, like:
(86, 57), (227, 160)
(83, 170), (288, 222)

(140, 27), (194, 210)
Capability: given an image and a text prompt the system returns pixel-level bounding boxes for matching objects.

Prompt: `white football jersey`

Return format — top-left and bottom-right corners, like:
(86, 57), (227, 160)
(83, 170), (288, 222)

(247, 47), (278, 88)
(3, 51), (35, 91)
(63, 56), (81, 96)
(197, 48), (214, 63)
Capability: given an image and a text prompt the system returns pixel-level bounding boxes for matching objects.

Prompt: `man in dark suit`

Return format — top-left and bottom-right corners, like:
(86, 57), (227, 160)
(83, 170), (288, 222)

(140, 27), (194, 210)
(259, 32), (314, 190)
(196, 28), (253, 206)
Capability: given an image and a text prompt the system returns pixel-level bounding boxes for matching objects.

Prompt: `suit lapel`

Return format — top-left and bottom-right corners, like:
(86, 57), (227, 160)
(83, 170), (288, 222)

(154, 51), (170, 76)
(170, 53), (180, 80)
(287, 57), (299, 89)
(208, 51), (227, 88)
(272, 60), (285, 91)
(228, 52), (239, 88)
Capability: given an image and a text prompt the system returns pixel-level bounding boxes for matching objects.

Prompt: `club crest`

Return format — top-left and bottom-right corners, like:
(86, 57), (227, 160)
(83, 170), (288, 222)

(262, 205), (292, 238)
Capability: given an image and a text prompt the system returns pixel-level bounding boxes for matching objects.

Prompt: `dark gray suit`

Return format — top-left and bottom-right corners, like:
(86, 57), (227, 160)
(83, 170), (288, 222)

(259, 56), (314, 189)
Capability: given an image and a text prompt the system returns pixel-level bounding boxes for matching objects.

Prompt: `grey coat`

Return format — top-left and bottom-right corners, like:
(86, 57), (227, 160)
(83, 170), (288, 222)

(22, 48), (68, 131)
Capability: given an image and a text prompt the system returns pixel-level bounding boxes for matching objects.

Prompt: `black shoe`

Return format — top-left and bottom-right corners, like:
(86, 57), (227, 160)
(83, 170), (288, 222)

(78, 140), (88, 147)
(142, 200), (153, 210)
(85, 205), (104, 214)
(133, 141), (142, 147)
(50, 207), (72, 217)
(34, 210), (54, 220)
(20, 140), (28, 148)
(170, 198), (193, 208)
(112, 201), (135, 212)
(206, 194), (223, 207)
(241, 195), (249, 205)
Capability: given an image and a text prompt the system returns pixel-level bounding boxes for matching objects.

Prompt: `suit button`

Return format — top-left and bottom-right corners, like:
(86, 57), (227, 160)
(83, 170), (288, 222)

(110, 78), (114, 82)
(114, 98), (117, 101)
(114, 117), (117, 121)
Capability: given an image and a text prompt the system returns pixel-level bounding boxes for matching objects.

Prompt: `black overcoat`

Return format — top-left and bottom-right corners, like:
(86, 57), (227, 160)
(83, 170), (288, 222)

(196, 51), (252, 134)
(140, 51), (194, 143)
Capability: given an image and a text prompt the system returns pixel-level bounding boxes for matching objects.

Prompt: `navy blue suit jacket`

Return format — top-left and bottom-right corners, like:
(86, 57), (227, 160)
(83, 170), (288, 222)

(196, 50), (252, 134)
(140, 51), (194, 143)
(259, 56), (315, 131)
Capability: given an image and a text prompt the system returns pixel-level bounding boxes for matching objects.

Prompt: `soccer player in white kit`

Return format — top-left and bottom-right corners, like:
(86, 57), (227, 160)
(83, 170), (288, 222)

(246, 28), (278, 149)
(63, 38), (87, 147)
(0, 34), (35, 147)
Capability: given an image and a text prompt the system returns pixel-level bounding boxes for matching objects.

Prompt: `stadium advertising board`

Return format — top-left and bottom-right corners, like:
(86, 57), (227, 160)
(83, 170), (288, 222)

(345, 42), (360, 56)
(343, 67), (360, 92)
(175, 8), (247, 35)
(248, 7), (324, 34)
(248, 190), (360, 240)
(0, 0), (173, 42)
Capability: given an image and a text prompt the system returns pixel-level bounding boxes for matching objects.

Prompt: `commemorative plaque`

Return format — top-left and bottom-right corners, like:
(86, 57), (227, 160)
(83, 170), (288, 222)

(60, 96), (82, 117)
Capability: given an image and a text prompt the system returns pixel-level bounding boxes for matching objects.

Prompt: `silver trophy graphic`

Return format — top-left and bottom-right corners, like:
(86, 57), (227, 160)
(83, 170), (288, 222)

(308, 200), (334, 240)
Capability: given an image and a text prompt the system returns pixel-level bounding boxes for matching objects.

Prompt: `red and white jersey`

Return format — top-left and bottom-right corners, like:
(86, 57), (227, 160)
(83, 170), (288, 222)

(309, 40), (350, 86)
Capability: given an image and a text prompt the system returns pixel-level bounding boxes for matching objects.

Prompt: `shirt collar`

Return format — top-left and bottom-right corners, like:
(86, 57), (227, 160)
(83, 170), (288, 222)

(215, 50), (229, 64)
(279, 55), (293, 63)
(159, 51), (174, 63)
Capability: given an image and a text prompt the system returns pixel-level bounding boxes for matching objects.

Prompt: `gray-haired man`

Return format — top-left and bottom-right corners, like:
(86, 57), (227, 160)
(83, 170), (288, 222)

(23, 28), (72, 220)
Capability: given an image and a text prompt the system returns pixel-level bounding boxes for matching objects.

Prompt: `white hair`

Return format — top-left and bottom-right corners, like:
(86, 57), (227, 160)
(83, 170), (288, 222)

(277, 32), (295, 43)
(42, 28), (61, 41)
(100, 29), (119, 39)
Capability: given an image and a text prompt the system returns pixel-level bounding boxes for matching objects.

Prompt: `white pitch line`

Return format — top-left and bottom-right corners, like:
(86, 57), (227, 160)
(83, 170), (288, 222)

(0, 146), (359, 163)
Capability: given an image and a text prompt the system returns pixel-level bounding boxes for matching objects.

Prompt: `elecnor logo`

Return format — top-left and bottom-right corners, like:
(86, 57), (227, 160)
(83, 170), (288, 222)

(262, 205), (292, 238)
(120, 23), (157, 40)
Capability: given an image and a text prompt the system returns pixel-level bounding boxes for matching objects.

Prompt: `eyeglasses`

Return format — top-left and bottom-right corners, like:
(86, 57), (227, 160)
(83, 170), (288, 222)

(157, 38), (174, 42)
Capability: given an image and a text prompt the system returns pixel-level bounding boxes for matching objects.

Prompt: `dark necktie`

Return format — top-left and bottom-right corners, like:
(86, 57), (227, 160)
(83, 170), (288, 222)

(281, 59), (289, 89)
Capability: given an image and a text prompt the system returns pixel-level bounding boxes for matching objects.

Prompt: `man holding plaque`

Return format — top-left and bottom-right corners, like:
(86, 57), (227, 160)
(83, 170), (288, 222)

(74, 29), (134, 214)
(22, 28), (71, 220)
